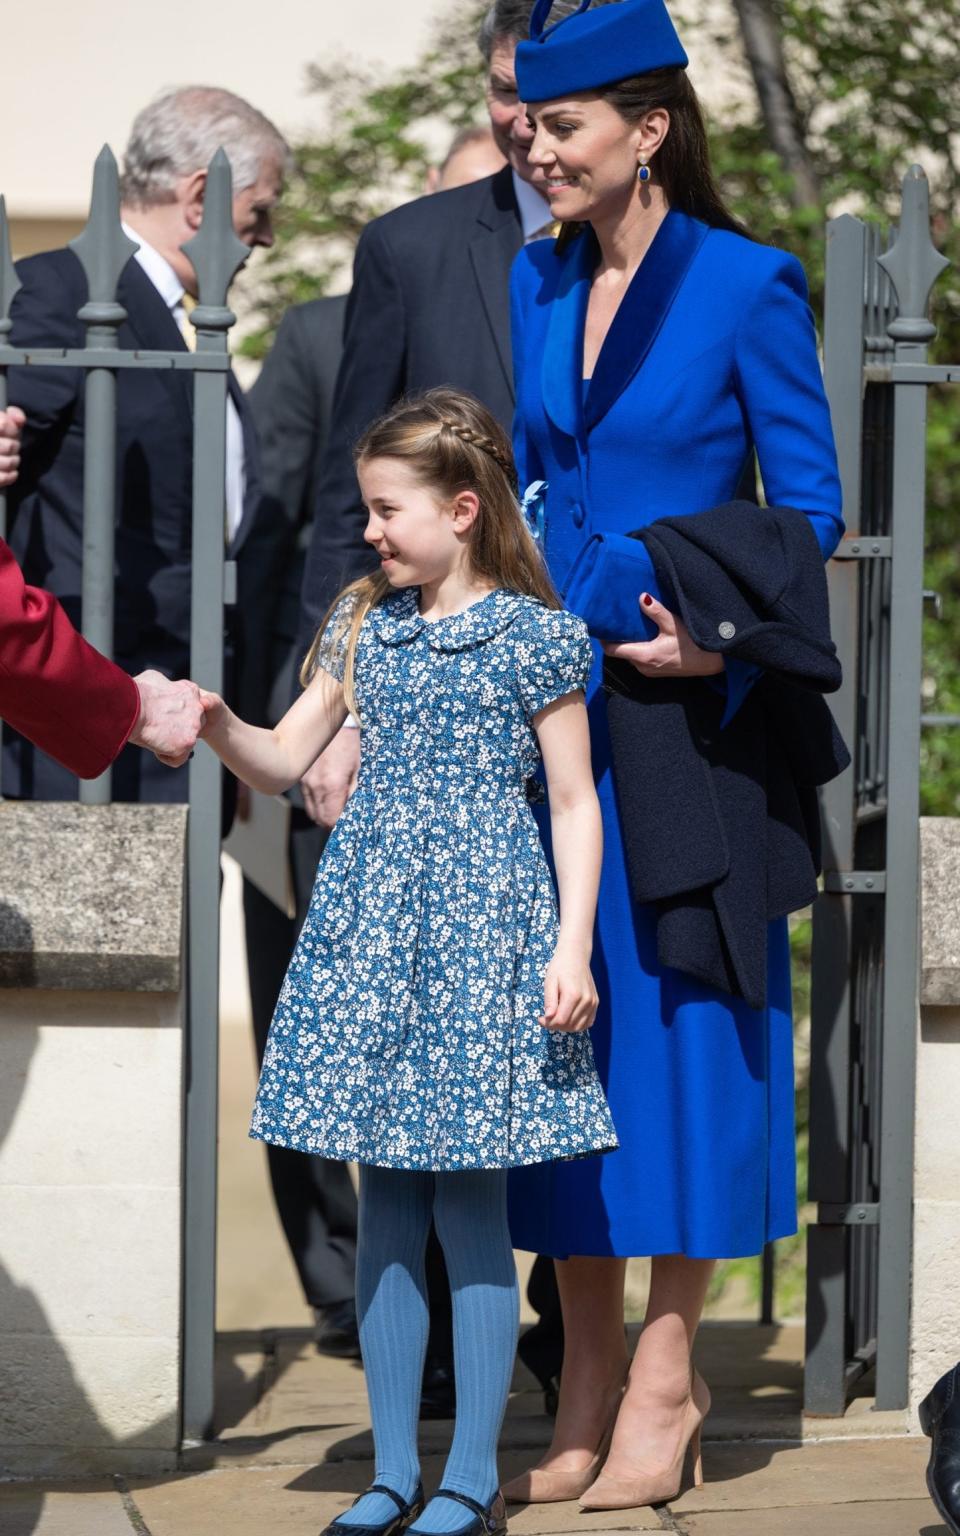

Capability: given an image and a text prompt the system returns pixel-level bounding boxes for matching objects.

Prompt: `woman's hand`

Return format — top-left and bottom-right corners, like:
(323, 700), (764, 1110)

(540, 946), (599, 1034)
(603, 593), (724, 678)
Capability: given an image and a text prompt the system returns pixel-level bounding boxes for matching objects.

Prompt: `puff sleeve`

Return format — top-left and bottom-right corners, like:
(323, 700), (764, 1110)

(515, 607), (594, 721)
(310, 593), (359, 683)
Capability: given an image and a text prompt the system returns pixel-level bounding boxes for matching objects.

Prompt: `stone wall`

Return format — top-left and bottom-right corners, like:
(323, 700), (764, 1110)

(0, 803), (187, 1476)
(911, 817), (960, 1417)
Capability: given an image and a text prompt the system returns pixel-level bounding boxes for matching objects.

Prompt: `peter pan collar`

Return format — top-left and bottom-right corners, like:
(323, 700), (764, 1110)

(367, 587), (522, 651)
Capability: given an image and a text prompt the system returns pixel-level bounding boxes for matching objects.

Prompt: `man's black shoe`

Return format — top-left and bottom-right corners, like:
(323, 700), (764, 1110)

(420, 1356), (456, 1420)
(920, 1361), (960, 1534)
(314, 1298), (362, 1359)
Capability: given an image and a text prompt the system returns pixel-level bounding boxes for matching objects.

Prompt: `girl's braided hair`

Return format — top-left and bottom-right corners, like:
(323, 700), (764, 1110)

(300, 387), (560, 713)
(435, 413), (518, 489)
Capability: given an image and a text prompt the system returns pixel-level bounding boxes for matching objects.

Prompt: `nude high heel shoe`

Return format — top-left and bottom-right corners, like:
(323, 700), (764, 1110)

(502, 1396), (621, 1505)
(578, 1370), (710, 1511)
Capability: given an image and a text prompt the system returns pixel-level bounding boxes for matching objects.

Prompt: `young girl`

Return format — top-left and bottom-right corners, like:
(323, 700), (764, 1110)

(200, 388), (616, 1536)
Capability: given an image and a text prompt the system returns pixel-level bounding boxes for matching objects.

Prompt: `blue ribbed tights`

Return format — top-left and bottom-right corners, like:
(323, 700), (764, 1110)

(334, 1166), (518, 1535)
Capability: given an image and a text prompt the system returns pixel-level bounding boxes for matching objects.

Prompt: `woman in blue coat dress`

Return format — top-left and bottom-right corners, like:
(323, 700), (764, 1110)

(503, 0), (843, 1511)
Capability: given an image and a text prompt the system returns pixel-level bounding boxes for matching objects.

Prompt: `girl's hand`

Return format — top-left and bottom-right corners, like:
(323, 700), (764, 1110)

(603, 593), (724, 678)
(540, 948), (599, 1033)
(198, 688), (227, 737)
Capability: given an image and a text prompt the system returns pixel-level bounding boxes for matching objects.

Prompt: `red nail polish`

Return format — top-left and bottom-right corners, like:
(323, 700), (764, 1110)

(642, 593), (653, 607)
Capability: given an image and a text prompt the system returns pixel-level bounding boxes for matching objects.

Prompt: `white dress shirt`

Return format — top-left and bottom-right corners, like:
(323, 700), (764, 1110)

(511, 169), (553, 243)
(121, 221), (246, 542)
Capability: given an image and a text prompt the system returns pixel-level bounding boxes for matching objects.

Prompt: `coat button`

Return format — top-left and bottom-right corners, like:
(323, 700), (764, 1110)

(718, 620), (736, 639)
(571, 503), (585, 528)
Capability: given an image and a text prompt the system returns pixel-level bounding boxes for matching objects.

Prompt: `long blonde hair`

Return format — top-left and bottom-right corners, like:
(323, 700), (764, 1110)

(300, 388), (560, 715)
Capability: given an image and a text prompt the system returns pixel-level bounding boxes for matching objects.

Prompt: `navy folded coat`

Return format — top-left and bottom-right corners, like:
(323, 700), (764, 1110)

(603, 500), (850, 1010)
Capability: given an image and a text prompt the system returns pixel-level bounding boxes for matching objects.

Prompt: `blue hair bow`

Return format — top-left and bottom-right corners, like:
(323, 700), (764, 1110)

(520, 479), (549, 544)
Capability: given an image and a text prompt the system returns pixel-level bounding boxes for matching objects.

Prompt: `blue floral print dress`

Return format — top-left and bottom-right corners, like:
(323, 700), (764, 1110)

(250, 585), (618, 1172)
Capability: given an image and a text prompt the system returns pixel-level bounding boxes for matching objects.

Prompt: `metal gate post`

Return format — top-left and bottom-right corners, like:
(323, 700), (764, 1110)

(69, 150), (138, 806)
(873, 166), (949, 1409)
(805, 213), (866, 1416)
(180, 149), (249, 1446)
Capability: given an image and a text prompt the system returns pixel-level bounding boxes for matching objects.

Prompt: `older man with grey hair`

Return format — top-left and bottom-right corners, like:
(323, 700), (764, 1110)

(3, 85), (289, 804)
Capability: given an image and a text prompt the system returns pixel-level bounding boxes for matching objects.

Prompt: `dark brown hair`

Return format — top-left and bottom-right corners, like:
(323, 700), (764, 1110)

(607, 68), (748, 233)
(558, 66), (751, 248)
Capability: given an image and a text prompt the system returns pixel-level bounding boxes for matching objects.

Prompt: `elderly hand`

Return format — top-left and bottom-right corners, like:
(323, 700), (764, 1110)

(0, 407), (25, 488)
(130, 670), (206, 767)
(301, 723), (360, 828)
(603, 592), (724, 678)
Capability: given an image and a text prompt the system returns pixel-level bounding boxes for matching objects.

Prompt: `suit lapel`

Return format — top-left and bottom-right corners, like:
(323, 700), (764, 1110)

(119, 256), (263, 555)
(584, 210), (709, 432)
(541, 229), (595, 440)
(118, 257), (193, 421)
(468, 166), (524, 399)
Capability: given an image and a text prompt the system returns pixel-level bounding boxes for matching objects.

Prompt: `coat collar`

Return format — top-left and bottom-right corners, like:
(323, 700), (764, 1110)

(541, 210), (710, 439)
(367, 586), (523, 652)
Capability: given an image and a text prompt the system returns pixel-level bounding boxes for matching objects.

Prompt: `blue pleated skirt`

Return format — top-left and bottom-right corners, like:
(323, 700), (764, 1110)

(507, 680), (798, 1260)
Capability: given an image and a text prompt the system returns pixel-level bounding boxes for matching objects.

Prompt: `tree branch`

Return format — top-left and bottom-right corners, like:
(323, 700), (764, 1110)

(731, 0), (821, 208)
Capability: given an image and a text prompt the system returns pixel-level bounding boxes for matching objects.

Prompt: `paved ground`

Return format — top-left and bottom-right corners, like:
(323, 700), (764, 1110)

(0, 869), (947, 1533)
(0, 1321), (946, 1535)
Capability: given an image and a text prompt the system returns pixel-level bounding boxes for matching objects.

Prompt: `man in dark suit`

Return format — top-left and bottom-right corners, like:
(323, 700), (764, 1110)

(292, 1), (584, 1414)
(2, 85), (289, 803)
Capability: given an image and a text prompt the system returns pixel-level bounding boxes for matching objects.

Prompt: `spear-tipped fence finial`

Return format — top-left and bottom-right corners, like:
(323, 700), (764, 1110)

(180, 148), (249, 340)
(69, 146), (138, 320)
(878, 164), (950, 345)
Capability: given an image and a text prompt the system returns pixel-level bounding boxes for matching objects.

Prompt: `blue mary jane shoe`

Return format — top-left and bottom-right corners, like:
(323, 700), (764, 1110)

(411, 1490), (507, 1536)
(321, 1483), (426, 1536)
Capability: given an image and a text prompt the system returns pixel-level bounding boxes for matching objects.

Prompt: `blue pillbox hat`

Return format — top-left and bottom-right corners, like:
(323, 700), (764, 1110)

(516, 0), (688, 103)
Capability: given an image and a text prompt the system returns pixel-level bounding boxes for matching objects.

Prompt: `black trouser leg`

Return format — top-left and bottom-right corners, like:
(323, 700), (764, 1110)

(519, 1254), (565, 1389)
(424, 1227), (455, 1371)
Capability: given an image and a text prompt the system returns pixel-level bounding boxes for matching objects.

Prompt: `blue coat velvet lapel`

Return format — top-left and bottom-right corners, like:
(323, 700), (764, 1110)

(541, 210), (710, 441)
(541, 228), (592, 439)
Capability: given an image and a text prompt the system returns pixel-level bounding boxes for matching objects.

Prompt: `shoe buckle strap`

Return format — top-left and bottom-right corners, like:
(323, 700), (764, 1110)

(435, 1490), (496, 1530)
(362, 1485), (415, 1518)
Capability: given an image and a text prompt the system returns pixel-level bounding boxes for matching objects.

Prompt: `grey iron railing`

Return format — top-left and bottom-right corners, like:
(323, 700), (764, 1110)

(805, 164), (953, 1415)
(0, 149), (246, 1443)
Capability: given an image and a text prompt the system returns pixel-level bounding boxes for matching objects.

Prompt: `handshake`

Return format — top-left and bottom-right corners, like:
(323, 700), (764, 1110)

(130, 670), (217, 768)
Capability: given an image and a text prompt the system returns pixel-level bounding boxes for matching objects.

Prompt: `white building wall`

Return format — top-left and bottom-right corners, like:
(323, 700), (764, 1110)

(3, 0), (441, 219)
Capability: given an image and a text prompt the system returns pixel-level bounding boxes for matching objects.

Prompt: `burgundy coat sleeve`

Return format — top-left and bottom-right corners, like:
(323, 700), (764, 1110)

(0, 537), (140, 778)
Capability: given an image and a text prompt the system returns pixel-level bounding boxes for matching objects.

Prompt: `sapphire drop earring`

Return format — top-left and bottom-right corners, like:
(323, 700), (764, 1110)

(637, 159), (651, 184)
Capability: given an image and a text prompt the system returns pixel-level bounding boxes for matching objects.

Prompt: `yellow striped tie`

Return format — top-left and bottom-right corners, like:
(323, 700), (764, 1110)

(179, 291), (198, 351)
